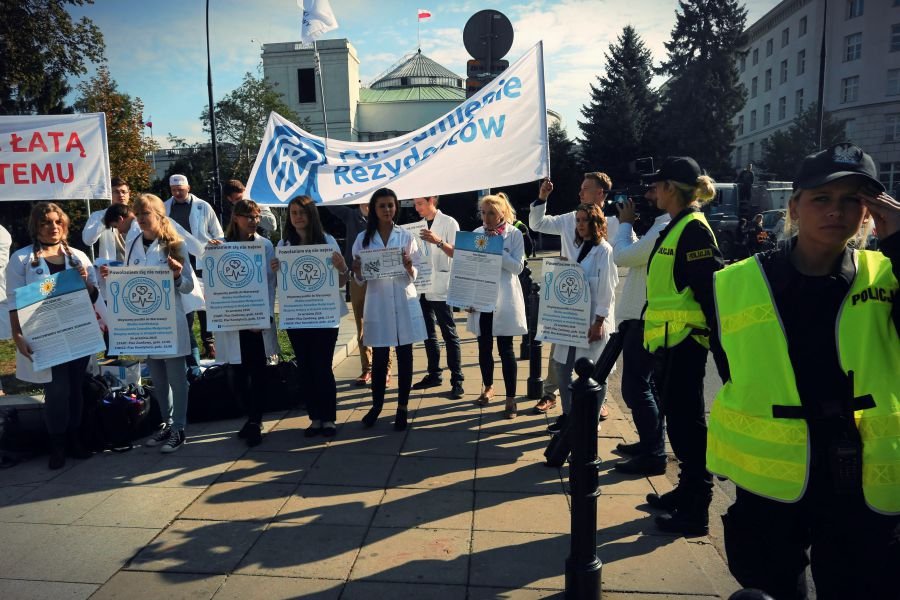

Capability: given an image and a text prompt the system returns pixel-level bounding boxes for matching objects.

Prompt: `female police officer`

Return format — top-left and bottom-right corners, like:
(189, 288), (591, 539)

(707, 143), (899, 599)
(642, 156), (724, 536)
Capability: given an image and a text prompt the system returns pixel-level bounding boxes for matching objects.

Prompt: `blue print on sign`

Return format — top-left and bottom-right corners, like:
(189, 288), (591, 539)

(290, 256), (327, 292)
(122, 277), (162, 315)
(217, 252), (255, 289)
(554, 268), (584, 306)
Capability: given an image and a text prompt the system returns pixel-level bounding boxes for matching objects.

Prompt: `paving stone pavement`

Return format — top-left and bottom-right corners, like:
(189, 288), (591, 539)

(0, 260), (741, 599)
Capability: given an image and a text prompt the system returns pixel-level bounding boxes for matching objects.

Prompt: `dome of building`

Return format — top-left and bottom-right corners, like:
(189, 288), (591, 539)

(370, 49), (464, 90)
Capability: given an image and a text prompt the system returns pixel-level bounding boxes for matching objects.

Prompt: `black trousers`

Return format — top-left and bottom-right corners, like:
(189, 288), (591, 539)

(372, 344), (413, 411)
(288, 327), (339, 422)
(620, 320), (665, 458)
(724, 486), (900, 600)
(44, 355), (91, 436)
(419, 295), (463, 384)
(654, 335), (712, 495)
(229, 330), (267, 424)
(478, 312), (516, 397)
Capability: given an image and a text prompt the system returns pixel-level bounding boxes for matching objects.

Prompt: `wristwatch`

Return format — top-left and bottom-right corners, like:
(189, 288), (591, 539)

(437, 240), (445, 249)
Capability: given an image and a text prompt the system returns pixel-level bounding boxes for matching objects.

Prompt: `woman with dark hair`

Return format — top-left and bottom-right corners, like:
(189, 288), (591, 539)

(215, 199), (277, 447)
(279, 195), (348, 438)
(7, 203), (100, 468)
(351, 188), (426, 430)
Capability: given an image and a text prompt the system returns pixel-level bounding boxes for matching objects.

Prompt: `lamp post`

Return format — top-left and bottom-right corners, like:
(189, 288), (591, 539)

(205, 0), (222, 216)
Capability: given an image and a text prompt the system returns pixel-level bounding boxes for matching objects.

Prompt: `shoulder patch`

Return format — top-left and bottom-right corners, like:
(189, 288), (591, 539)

(686, 248), (714, 262)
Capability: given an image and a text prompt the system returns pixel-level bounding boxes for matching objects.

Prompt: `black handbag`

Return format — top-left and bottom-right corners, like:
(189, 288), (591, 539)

(264, 359), (303, 411)
(186, 364), (242, 423)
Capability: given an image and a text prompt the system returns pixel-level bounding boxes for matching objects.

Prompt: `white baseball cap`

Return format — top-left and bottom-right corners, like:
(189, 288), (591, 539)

(169, 174), (189, 187)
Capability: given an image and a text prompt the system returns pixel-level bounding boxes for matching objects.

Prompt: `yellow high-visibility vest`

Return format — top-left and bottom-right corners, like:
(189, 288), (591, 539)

(644, 212), (716, 353)
(707, 251), (900, 514)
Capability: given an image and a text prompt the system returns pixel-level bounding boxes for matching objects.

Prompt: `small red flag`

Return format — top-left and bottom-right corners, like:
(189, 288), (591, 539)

(417, 8), (431, 21)
(145, 121), (153, 128)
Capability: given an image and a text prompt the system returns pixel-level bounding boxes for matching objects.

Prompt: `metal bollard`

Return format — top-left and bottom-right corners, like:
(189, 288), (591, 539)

(526, 279), (544, 399)
(565, 357), (603, 599)
(519, 267), (534, 360)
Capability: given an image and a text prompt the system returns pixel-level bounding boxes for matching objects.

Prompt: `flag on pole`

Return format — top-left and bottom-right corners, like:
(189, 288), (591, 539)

(418, 8), (432, 21)
(299, 0), (338, 43)
(145, 121), (153, 128)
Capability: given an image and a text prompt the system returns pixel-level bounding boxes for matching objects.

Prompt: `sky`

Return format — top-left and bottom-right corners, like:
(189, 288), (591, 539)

(69, 0), (779, 146)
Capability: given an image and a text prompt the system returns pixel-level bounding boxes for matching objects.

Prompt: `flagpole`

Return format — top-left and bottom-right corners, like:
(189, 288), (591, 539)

(313, 40), (331, 144)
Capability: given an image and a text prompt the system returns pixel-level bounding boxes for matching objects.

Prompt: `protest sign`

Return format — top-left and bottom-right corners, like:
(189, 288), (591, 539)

(106, 267), (178, 355)
(446, 231), (503, 312)
(203, 242), (270, 331)
(535, 258), (591, 348)
(399, 220), (433, 293)
(276, 245), (342, 328)
(358, 247), (406, 281)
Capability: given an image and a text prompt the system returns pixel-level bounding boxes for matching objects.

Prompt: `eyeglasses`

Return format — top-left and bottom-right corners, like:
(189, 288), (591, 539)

(237, 214), (261, 222)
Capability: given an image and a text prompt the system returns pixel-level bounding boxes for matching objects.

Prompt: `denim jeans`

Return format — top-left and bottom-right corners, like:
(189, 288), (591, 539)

(620, 320), (665, 458)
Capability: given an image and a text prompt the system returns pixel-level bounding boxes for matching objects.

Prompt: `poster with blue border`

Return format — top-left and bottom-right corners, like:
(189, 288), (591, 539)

(276, 245), (341, 329)
(106, 267), (177, 355)
(203, 242), (270, 331)
(535, 258), (591, 348)
(446, 231), (503, 312)
(14, 269), (105, 371)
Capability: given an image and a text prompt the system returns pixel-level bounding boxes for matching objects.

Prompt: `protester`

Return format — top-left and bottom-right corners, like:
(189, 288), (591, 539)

(412, 195), (464, 399)
(6, 203), (99, 468)
(82, 177), (139, 262)
(279, 196), (349, 438)
(351, 188), (426, 430)
(642, 156), (724, 535)
(214, 200), (278, 447)
(530, 174), (621, 419)
(0, 224), (11, 396)
(223, 179), (277, 235)
(124, 193), (195, 454)
(551, 203), (618, 432)
(165, 174), (223, 360)
(610, 186), (671, 475)
(707, 143), (900, 599)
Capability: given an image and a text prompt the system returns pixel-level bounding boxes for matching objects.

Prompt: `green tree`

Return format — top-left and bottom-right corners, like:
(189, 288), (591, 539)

(656, 0), (747, 177)
(760, 103), (847, 180)
(548, 122), (582, 214)
(578, 25), (657, 185)
(201, 70), (300, 181)
(0, 0), (105, 115)
(75, 66), (157, 193)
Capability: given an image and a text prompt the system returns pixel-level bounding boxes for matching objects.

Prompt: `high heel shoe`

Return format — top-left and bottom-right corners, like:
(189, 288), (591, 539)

(476, 387), (494, 406)
(504, 397), (518, 419)
(394, 407), (408, 431)
(362, 407), (381, 428)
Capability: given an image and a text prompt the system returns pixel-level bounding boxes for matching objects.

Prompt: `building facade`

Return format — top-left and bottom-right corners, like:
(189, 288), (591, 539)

(733, 0), (900, 193)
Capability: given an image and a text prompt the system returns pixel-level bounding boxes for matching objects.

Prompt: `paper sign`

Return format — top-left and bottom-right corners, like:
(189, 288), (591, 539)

(105, 267), (178, 355)
(535, 258), (591, 348)
(400, 220), (433, 293)
(276, 245), (342, 329)
(446, 231), (503, 312)
(359, 247), (406, 281)
(203, 242), (270, 331)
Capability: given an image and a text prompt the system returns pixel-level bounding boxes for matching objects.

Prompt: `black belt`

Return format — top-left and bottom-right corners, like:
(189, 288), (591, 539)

(772, 394), (876, 419)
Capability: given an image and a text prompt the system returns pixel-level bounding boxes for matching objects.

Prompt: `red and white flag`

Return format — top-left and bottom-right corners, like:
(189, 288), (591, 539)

(417, 8), (431, 21)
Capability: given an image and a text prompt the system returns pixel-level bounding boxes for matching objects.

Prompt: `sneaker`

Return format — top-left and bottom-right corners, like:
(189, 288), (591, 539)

(449, 383), (465, 399)
(145, 423), (172, 447)
(160, 429), (185, 454)
(547, 414), (568, 434)
(412, 373), (442, 389)
(615, 441), (643, 456)
(613, 455), (667, 476)
(532, 395), (557, 414)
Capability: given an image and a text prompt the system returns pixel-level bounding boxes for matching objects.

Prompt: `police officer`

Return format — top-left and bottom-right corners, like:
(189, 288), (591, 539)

(707, 143), (900, 599)
(642, 156), (724, 535)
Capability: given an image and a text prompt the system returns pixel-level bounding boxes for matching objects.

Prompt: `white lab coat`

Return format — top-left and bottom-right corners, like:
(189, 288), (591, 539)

(276, 234), (349, 322)
(0, 225), (11, 340)
(163, 195), (224, 259)
(6, 245), (101, 383)
(351, 226), (427, 347)
(466, 226), (528, 337)
(124, 235), (195, 359)
(215, 235), (280, 364)
(552, 241), (618, 364)
(421, 210), (459, 302)
(82, 207), (142, 261)
(612, 214), (670, 322)
(529, 202), (620, 260)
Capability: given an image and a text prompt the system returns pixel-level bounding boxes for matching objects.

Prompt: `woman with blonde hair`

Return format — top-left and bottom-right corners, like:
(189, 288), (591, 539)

(7, 202), (99, 468)
(641, 157), (724, 535)
(123, 193), (195, 453)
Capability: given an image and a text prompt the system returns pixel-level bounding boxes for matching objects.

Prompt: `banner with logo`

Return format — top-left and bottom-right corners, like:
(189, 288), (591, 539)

(245, 42), (548, 205)
(203, 242), (271, 331)
(446, 231), (503, 312)
(535, 258), (591, 348)
(106, 267), (178, 355)
(0, 113), (111, 201)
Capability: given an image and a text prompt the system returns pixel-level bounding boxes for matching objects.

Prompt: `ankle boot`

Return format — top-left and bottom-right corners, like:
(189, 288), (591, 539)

(48, 435), (66, 470)
(362, 404), (382, 427)
(393, 406), (408, 431)
(67, 431), (92, 459)
(655, 493), (711, 536)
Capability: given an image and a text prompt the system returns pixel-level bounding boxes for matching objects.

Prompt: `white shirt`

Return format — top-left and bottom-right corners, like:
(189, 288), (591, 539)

(529, 201), (620, 260)
(612, 213), (671, 321)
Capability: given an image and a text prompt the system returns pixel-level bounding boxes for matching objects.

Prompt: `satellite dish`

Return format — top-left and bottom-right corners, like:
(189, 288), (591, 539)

(463, 10), (514, 62)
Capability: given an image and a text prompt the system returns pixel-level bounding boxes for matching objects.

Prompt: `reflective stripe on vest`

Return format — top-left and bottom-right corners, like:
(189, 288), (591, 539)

(707, 251), (900, 514)
(644, 212), (715, 353)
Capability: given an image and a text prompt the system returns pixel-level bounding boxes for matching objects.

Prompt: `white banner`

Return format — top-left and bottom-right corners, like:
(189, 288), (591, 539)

(245, 42), (548, 205)
(276, 245), (342, 328)
(106, 267), (178, 355)
(203, 242), (271, 331)
(0, 113), (111, 201)
(536, 258), (591, 348)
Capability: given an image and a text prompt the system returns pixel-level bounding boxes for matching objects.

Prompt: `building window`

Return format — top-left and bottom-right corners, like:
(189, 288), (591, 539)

(752, 48), (759, 65)
(765, 69), (772, 91)
(846, 0), (864, 20)
(297, 68), (316, 103)
(780, 60), (788, 83)
(845, 33), (862, 61)
(738, 115), (745, 135)
(749, 142), (756, 161)
(750, 110), (757, 131)
(886, 114), (900, 142)
(740, 55), (746, 72)
(782, 28), (790, 47)
(799, 16), (807, 36)
(797, 49), (806, 75)
(766, 39), (774, 56)
(841, 76), (860, 103)
(764, 104), (771, 126)
(892, 24), (900, 52)
(778, 96), (787, 120)
(881, 162), (900, 195)
(795, 89), (804, 114)
(735, 146), (743, 169)
(888, 68), (900, 96)
(751, 77), (758, 98)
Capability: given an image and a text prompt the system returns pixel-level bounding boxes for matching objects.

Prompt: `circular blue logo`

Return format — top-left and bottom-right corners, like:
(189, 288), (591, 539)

(122, 277), (162, 315)
(217, 252), (255, 289)
(553, 268), (584, 306)
(290, 256), (327, 292)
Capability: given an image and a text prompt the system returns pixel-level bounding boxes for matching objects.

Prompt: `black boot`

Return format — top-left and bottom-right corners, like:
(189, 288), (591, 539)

(48, 435), (66, 470)
(646, 486), (686, 512)
(67, 430), (92, 460)
(655, 493), (711, 536)
(393, 406), (408, 431)
(362, 404), (382, 428)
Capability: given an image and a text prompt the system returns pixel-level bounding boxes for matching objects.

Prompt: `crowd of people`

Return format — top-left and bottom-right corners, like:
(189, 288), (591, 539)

(1, 141), (898, 600)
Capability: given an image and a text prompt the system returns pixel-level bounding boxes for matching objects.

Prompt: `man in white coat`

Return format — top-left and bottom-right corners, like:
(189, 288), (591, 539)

(529, 172), (622, 421)
(82, 177), (140, 263)
(223, 179), (277, 235)
(164, 174), (224, 360)
(413, 196), (464, 399)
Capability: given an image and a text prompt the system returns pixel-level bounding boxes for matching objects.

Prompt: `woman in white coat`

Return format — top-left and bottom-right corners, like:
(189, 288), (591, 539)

(550, 203), (618, 433)
(122, 194), (195, 454)
(440, 193), (527, 418)
(278, 195), (349, 438)
(7, 203), (100, 468)
(351, 188), (427, 431)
